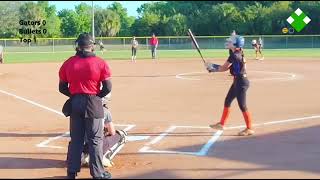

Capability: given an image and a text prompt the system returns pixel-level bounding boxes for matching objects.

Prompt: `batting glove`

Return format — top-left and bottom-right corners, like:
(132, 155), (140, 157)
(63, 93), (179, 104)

(205, 62), (220, 73)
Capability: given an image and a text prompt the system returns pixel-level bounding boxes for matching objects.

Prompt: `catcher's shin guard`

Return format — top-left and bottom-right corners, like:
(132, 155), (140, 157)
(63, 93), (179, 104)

(80, 130), (128, 167)
(103, 130), (128, 161)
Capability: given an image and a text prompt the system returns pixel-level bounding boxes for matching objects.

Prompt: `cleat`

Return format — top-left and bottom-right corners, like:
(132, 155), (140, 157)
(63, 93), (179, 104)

(102, 156), (114, 167)
(209, 123), (224, 130)
(81, 153), (89, 167)
(95, 171), (112, 179)
(82, 152), (114, 168)
(238, 128), (255, 136)
(67, 172), (77, 179)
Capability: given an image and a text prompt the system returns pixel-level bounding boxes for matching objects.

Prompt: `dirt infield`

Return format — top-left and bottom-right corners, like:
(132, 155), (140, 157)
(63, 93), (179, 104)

(0, 58), (319, 179)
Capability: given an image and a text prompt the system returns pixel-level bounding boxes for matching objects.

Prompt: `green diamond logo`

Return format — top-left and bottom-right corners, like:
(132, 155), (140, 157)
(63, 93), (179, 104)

(287, 8), (311, 32)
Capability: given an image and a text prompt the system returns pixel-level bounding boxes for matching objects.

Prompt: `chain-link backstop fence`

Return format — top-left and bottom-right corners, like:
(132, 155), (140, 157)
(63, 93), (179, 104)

(0, 35), (319, 53)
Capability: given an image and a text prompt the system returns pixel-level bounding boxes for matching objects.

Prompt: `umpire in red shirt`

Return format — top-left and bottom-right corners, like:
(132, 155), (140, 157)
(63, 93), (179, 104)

(59, 33), (112, 179)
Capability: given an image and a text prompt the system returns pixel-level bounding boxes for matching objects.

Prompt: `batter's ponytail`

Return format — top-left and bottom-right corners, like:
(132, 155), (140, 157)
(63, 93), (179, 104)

(239, 48), (244, 58)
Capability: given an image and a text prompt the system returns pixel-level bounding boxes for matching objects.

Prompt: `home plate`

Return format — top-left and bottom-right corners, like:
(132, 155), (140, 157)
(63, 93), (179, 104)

(127, 135), (151, 142)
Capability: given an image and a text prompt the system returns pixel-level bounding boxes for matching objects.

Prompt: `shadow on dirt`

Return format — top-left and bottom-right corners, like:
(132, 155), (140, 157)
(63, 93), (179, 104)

(120, 169), (179, 179)
(40, 176), (67, 179)
(121, 125), (320, 178)
(0, 132), (64, 138)
(0, 157), (65, 169)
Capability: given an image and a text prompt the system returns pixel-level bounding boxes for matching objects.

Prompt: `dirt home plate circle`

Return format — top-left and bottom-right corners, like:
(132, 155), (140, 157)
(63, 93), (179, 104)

(175, 71), (299, 82)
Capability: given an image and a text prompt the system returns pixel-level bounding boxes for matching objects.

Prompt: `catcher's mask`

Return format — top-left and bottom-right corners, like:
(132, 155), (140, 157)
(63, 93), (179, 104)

(75, 33), (95, 51)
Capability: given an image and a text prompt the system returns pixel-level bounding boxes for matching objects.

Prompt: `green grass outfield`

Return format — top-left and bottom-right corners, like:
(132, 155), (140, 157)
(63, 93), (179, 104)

(3, 48), (320, 64)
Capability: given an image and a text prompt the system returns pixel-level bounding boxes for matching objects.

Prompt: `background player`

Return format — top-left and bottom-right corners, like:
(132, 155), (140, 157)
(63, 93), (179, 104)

(252, 37), (264, 60)
(149, 33), (158, 60)
(131, 36), (138, 62)
(99, 40), (105, 55)
(205, 34), (254, 136)
(0, 45), (3, 64)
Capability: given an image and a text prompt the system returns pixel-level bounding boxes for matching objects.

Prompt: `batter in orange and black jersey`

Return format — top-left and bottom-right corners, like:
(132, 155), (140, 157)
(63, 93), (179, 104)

(206, 35), (254, 136)
(225, 49), (250, 114)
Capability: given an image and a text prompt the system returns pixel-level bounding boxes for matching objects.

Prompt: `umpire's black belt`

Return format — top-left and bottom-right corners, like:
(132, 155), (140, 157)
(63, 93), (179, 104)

(62, 94), (104, 119)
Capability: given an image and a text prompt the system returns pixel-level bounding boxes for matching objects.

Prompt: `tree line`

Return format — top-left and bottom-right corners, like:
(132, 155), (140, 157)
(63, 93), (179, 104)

(0, 1), (319, 39)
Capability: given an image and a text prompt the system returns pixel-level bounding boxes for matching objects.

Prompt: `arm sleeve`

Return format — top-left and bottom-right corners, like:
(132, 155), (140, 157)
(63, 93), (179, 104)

(58, 63), (71, 97)
(97, 80), (112, 98)
(59, 63), (67, 82)
(100, 61), (111, 81)
(59, 81), (71, 97)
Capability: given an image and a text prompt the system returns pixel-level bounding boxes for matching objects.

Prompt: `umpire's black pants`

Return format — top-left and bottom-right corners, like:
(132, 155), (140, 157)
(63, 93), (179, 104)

(67, 95), (105, 178)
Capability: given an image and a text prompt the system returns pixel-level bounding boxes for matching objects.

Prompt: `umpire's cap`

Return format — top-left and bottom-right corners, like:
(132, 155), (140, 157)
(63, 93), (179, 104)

(75, 33), (95, 48)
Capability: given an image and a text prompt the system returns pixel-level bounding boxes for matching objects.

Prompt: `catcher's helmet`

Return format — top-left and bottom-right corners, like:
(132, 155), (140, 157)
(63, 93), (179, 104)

(75, 33), (95, 49)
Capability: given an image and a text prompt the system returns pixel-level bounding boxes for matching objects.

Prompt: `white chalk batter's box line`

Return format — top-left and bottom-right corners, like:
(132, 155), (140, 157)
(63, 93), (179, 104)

(138, 115), (320, 156)
(1, 88), (320, 157)
(36, 124), (136, 149)
(36, 114), (320, 157)
(139, 126), (223, 156)
(36, 123), (224, 156)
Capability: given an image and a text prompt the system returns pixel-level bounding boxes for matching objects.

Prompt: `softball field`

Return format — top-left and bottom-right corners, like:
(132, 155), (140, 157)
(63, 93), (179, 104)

(0, 52), (319, 178)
